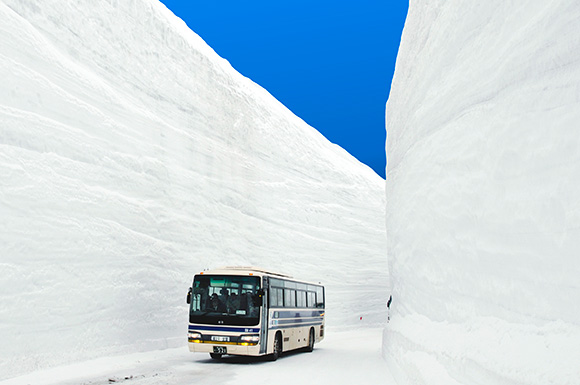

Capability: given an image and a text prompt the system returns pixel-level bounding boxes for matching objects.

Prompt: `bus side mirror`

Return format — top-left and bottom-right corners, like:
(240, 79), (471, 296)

(254, 289), (265, 306)
(186, 287), (192, 304)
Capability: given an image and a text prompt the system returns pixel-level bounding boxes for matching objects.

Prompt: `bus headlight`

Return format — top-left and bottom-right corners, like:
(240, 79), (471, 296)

(188, 332), (202, 342)
(239, 335), (259, 345)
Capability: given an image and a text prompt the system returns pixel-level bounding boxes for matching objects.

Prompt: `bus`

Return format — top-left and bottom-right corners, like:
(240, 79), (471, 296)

(186, 266), (325, 360)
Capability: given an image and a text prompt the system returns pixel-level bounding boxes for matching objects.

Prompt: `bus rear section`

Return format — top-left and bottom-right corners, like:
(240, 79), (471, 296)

(267, 278), (325, 355)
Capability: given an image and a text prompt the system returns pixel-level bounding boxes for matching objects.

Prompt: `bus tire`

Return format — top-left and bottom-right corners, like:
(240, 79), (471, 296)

(306, 328), (315, 352)
(209, 353), (223, 360)
(269, 332), (282, 361)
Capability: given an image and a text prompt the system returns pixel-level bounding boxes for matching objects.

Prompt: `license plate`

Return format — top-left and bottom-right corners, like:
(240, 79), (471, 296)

(213, 346), (227, 354)
(211, 336), (230, 342)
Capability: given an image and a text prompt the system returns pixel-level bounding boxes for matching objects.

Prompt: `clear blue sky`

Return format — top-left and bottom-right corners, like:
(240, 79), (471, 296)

(159, 0), (408, 178)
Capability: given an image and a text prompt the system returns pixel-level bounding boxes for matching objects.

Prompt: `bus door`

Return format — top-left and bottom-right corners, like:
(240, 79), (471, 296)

(259, 276), (269, 354)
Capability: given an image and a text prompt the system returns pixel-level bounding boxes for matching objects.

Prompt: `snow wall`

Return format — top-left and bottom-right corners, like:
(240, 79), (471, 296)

(384, 1), (580, 384)
(0, 0), (387, 379)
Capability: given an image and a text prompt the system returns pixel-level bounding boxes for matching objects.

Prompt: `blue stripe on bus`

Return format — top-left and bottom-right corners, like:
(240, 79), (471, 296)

(272, 310), (324, 319)
(188, 325), (260, 333)
(273, 318), (323, 325)
(270, 321), (323, 330)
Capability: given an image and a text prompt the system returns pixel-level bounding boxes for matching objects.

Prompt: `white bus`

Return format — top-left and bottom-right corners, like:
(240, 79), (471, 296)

(186, 266), (325, 360)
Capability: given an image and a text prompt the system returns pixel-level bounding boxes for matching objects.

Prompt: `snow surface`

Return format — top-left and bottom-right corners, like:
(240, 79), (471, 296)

(1, 328), (394, 385)
(0, 0), (387, 380)
(384, 1), (580, 384)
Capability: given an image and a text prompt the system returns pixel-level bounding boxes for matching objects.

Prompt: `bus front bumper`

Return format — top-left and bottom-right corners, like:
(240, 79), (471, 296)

(188, 341), (262, 356)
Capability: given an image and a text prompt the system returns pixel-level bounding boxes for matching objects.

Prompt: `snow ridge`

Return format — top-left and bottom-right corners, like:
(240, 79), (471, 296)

(384, 1), (580, 384)
(0, 0), (386, 379)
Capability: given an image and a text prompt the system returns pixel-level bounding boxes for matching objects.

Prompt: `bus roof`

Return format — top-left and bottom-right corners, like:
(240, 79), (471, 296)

(197, 266), (323, 286)
(199, 266), (292, 278)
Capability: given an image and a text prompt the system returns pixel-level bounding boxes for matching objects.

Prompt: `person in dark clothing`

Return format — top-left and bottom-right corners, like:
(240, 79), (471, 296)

(207, 293), (227, 312)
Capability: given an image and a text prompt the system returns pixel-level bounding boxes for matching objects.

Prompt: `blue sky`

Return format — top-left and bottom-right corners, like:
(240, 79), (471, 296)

(159, 0), (408, 178)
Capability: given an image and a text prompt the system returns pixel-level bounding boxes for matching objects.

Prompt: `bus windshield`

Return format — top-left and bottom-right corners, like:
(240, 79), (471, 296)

(189, 275), (261, 326)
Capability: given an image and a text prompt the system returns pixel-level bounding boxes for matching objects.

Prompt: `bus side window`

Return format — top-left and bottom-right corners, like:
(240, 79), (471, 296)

(270, 288), (278, 308)
(284, 289), (296, 307)
(307, 291), (316, 308)
(315, 286), (324, 308)
(297, 290), (306, 308)
(269, 287), (283, 307)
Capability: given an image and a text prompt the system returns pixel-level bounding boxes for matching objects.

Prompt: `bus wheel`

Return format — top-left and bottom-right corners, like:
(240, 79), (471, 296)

(269, 333), (282, 361)
(306, 328), (315, 352)
(210, 353), (223, 360)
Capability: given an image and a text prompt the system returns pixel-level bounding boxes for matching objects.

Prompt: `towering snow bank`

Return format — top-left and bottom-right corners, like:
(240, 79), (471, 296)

(384, 1), (580, 384)
(0, 0), (386, 379)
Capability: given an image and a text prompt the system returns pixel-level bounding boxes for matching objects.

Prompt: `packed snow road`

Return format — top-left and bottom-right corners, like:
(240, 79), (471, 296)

(2, 328), (394, 385)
